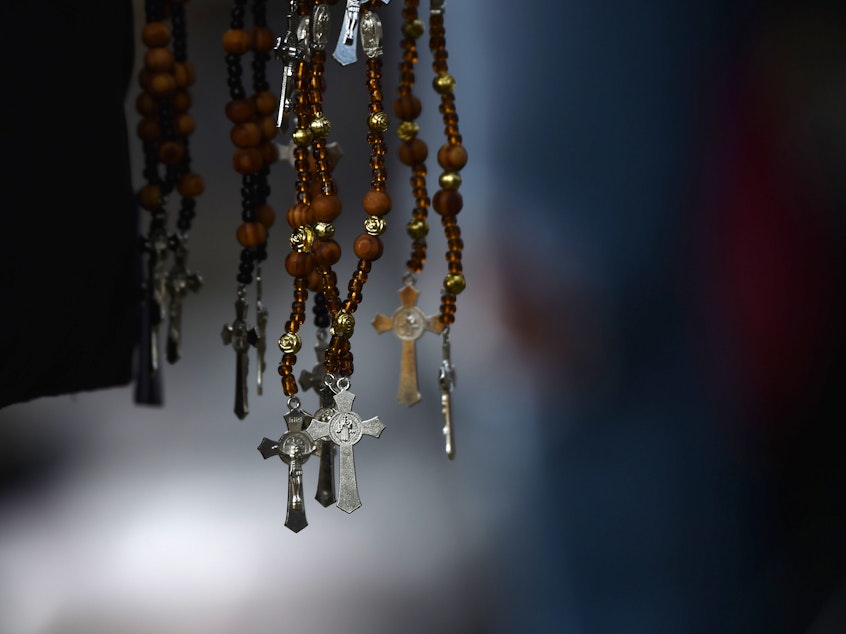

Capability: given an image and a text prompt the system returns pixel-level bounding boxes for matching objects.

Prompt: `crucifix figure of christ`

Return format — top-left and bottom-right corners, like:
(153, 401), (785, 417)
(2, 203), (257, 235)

(304, 379), (384, 513)
(221, 287), (258, 420)
(298, 333), (337, 507)
(258, 399), (316, 533)
(372, 282), (444, 406)
(165, 239), (203, 364)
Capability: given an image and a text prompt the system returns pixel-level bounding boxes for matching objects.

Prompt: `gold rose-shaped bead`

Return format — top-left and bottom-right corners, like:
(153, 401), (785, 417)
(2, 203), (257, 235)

(433, 72), (456, 95)
(368, 111), (389, 133)
(332, 310), (355, 338)
(364, 215), (387, 236)
(406, 218), (429, 239)
(290, 224), (315, 252)
(443, 273), (466, 295)
(397, 121), (419, 142)
(278, 332), (302, 354)
(314, 221), (335, 238)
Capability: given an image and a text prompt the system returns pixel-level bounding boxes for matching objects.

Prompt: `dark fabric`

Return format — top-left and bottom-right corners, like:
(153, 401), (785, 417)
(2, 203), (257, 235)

(0, 2), (140, 408)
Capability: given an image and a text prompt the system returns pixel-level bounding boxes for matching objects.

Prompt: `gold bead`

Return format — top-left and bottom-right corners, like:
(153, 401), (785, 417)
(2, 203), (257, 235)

(290, 224), (315, 252)
(309, 114), (331, 138)
(314, 221), (335, 238)
(364, 215), (387, 236)
(407, 218), (429, 239)
(403, 18), (424, 39)
(368, 111), (389, 133)
(292, 127), (313, 147)
(396, 120), (419, 142)
(278, 332), (302, 354)
(332, 311), (355, 338)
(444, 273), (466, 295)
(439, 171), (462, 190)
(433, 73), (456, 95)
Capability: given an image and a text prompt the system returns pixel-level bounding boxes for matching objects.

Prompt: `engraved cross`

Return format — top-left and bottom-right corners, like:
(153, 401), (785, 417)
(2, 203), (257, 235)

(221, 288), (258, 420)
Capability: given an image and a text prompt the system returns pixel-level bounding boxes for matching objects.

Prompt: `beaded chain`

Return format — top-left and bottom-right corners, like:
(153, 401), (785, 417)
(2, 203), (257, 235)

(221, 0), (280, 419)
(135, 0), (204, 405)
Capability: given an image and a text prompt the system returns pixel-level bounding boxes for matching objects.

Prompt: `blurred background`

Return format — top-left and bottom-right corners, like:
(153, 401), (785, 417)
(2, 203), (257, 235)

(1, 0), (845, 632)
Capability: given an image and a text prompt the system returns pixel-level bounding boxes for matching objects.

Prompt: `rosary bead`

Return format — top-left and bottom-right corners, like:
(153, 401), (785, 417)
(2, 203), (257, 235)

(309, 114), (332, 138)
(144, 47), (175, 72)
(312, 238), (341, 266)
(230, 121), (262, 147)
(255, 203), (276, 228)
(292, 127), (313, 147)
(225, 98), (256, 123)
(137, 118), (162, 142)
(353, 234), (384, 261)
(364, 215), (387, 236)
(174, 112), (196, 136)
(443, 273), (466, 295)
(362, 190), (392, 216)
(135, 92), (158, 116)
(285, 251), (315, 277)
(232, 147), (263, 174)
(406, 218), (428, 239)
(368, 112), (390, 133)
(286, 202), (313, 228)
(259, 115), (277, 140)
(148, 72), (177, 97)
(332, 311), (355, 338)
(314, 221), (335, 238)
(278, 332), (302, 354)
(177, 172), (205, 197)
(261, 140), (279, 165)
(138, 183), (162, 211)
(432, 72), (456, 95)
(254, 90), (277, 115)
(173, 61), (196, 88)
(222, 28), (252, 55)
(158, 139), (185, 165)
(403, 18), (425, 39)
(438, 171), (462, 190)
(252, 26), (275, 53)
(282, 374), (298, 396)
(172, 89), (192, 112)
(290, 225), (315, 252)
(142, 21), (171, 48)
(311, 193), (342, 222)
(397, 120), (419, 141)
(437, 143), (468, 171)
(394, 94), (422, 120)
(432, 189), (463, 216)
(398, 138), (428, 165)
(236, 221), (267, 247)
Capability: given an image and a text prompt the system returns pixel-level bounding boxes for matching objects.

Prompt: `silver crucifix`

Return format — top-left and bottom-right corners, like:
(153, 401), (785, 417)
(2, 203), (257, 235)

(221, 286), (258, 420)
(274, 0), (310, 132)
(438, 328), (456, 460)
(304, 378), (384, 513)
(140, 221), (170, 379)
(165, 238), (203, 364)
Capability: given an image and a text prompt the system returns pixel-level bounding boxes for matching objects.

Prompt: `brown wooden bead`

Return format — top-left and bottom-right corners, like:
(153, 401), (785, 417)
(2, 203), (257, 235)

(225, 98), (255, 123)
(398, 139), (428, 166)
(252, 26), (275, 52)
(312, 238), (341, 265)
(232, 147), (263, 174)
(362, 190), (392, 216)
(236, 221), (267, 247)
(393, 94), (422, 120)
(148, 72), (177, 97)
(173, 113), (195, 136)
(285, 252), (315, 277)
(142, 22), (171, 48)
(433, 189), (463, 216)
(255, 203), (275, 228)
(307, 269), (323, 292)
(135, 92), (158, 116)
(311, 193), (342, 222)
(260, 141), (279, 166)
(172, 61), (195, 88)
(177, 172), (205, 197)
(286, 202), (313, 228)
(258, 115), (277, 140)
(158, 140), (185, 165)
(222, 29), (252, 55)
(144, 47), (174, 72)
(172, 89), (192, 112)
(353, 234), (383, 261)
(254, 90), (277, 115)
(437, 143), (468, 171)
(136, 118), (162, 142)
(138, 183), (162, 211)
(230, 122), (262, 148)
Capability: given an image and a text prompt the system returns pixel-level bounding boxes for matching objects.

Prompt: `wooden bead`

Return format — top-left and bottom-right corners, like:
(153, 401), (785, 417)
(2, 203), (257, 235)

(353, 234), (383, 261)
(230, 122), (262, 148)
(173, 113), (195, 136)
(222, 29), (252, 55)
(138, 183), (162, 211)
(142, 22), (170, 48)
(177, 172), (205, 197)
(225, 98), (255, 123)
(261, 141), (279, 165)
(362, 190), (392, 216)
(252, 26), (275, 52)
(236, 221), (267, 247)
(285, 252), (315, 277)
(148, 72), (177, 97)
(172, 61), (195, 88)
(311, 193), (342, 222)
(433, 189), (463, 216)
(172, 89), (192, 112)
(144, 47), (174, 72)
(286, 202), (313, 228)
(437, 143), (468, 171)
(232, 147), (263, 174)
(393, 94), (422, 120)
(254, 90), (277, 115)
(158, 140), (185, 165)
(136, 118), (162, 142)
(398, 139), (428, 166)
(135, 92), (158, 116)
(307, 269), (323, 292)
(312, 238), (341, 266)
(255, 203), (276, 228)
(259, 115), (277, 140)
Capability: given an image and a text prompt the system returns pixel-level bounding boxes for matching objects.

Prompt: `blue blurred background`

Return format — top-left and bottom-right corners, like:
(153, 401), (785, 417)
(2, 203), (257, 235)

(1, 1), (845, 633)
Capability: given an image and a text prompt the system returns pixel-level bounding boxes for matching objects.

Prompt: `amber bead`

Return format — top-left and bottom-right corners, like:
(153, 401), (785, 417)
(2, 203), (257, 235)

(173, 113), (195, 136)
(393, 94), (422, 120)
(286, 202), (313, 228)
(398, 139), (428, 166)
(136, 118), (161, 142)
(437, 143), (468, 171)
(252, 26), (275, 52)
(172, 89), (192, 112)
(172, 61), (195, 88)
(254, 90), (277, 115)
(282, 374), (298, 396)
(230, 122), (261, 148)
(433, 189), (463, 216)
(144, 47), (174, 72)
(311, 193), (342, 222)
(307, 269), (322, 292)
(236, 221), (267, 247)
(158, 140), (185, 165)
(135, 92), (158, 116)
(149, 72), (177, 97)
(138, 183), (162, 211)
(222, 29), (252, 55)
(142, 22), (171, 48)
(258, 115), (277, 140)
(353, 234), (383, 261)
(312, 238), (341, 266)
(177, 172), (205, 197)
(361, 190), (391, 216)
(232, 147), (263, 174)
(225, 99), (255, 123)
(285, 252), (315, 277)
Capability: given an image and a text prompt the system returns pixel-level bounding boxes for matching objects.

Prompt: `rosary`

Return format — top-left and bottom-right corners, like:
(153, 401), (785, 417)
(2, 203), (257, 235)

(135, 0), (468, 532)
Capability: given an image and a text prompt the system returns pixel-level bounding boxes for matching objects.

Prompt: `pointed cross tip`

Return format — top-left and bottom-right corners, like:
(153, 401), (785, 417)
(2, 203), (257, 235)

(285, 513), (308, 533)
(337, 500), (362, 514)
(315, 491), (337, 507)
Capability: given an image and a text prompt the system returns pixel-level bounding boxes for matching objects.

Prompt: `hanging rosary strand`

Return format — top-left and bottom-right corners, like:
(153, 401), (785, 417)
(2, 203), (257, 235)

(135, 0), (204, 405)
